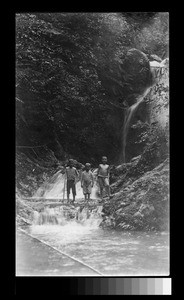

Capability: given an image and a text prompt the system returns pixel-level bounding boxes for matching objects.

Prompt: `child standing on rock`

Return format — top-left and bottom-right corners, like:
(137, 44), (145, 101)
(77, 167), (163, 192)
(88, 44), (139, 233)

(97, 156), (110, 200)
(65, 159), (79, 204)
(81, 163), (94, 202)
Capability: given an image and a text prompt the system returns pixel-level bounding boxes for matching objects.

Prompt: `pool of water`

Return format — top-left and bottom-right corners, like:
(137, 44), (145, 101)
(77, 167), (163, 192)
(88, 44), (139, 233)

(17, 220), (169, 276)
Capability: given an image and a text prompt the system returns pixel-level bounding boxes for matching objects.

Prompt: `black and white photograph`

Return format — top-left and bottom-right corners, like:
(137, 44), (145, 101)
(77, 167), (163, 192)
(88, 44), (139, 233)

(16, 12), (169, 277)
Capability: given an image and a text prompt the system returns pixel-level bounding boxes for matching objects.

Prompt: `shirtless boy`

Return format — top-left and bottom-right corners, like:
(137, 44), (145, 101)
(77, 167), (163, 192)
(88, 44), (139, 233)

(97, 156), (110, 200)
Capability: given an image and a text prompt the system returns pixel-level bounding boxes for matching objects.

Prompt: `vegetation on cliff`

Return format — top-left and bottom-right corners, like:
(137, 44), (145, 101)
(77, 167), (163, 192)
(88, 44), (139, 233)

(102, 62), (169, 231)
(16, 12), (168, 164)
(16, 13), (169, 231)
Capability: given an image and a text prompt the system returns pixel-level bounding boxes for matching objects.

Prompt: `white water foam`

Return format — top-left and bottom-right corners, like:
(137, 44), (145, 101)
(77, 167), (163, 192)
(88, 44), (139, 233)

(34, 169), (99, 200)
(30, 205), (103, 246)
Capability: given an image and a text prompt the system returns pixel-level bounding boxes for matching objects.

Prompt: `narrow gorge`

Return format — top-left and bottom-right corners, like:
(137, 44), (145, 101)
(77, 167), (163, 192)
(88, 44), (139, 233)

(16, 12), (169, 276)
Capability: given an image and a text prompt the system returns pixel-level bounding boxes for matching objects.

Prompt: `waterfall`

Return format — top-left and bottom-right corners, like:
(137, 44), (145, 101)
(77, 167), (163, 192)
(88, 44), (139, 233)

(120, 59), (168, 163)
(30, 168), (102, 229)
(33, 168), (99, 200)
(120, 87), (151, 163)
(31, 205), (103, 228)
(29, 204), (104, 275)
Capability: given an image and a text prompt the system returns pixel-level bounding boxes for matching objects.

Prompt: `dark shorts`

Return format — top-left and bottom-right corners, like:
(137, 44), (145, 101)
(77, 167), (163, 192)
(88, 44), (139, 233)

(67, 180), (76, 195)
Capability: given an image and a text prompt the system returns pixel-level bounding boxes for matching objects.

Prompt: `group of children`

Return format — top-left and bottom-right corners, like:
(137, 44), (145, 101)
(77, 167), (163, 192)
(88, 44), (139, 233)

(65, 156), (110, 203)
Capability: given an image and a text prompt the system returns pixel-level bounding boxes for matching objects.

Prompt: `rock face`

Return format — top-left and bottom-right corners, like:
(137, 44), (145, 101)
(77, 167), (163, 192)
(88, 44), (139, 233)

(101, 60), (169, 231)
(101, 158), (169, 231)
(124, 58), (169, 163)
(148, 60), (169, 129)
(119, 48), (153, 99)
(16, 196), (34, 226)
(16, 151), (59, 198)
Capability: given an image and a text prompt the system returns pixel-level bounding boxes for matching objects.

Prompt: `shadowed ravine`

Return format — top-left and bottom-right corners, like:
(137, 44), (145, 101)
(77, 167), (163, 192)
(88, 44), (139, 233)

(16, 13), (169, 279)
(16, 59), (169, 276)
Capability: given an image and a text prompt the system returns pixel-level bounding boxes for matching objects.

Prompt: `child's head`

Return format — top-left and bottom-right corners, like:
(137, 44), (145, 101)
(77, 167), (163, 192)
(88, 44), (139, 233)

(68, 159), (74, 167)
(85, 163), (91, 171)
(102, 156), (107, 164)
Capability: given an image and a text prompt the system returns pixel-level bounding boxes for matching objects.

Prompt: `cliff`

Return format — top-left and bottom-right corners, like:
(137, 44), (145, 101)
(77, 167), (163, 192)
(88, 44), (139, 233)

(101, 63), (169, 231)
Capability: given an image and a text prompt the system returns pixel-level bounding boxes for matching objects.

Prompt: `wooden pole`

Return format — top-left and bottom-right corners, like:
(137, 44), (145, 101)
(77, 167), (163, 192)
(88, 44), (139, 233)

(63, 174), (66, 201)
(18, 228), (103, 275)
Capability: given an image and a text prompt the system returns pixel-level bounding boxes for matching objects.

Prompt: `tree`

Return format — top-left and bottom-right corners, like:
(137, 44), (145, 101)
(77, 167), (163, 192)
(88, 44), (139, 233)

(16, 12), (169, 164)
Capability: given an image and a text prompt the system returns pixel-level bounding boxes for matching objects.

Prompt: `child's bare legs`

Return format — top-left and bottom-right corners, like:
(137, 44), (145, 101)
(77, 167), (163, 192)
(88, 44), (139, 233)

(67, 193), (75, 203)
(98, 177), (103, 200)
(71, 182), (76, 203)
(86, 195), (89, 207)
(104, 177), (110, 199)
(100, 187), (103, 200)
(105, 185), (110, 198)
(86, 194), (90, 218)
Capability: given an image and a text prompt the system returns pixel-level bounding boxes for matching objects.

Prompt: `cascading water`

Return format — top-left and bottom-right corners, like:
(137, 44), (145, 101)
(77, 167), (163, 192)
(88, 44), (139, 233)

(120, 59), (168, 163)
(33, 169), (99, 201)
(31, 204), (103, 228)
(121, 87), (152, 163)
(19, 201), (169, 276)
(24, 169), (105, 275)
(30, 168), (103, 242)
(26, 204), (104, 276)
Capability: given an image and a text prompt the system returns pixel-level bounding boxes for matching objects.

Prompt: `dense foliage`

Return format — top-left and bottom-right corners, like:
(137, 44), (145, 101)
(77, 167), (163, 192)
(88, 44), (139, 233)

(16, 12), (169, 165)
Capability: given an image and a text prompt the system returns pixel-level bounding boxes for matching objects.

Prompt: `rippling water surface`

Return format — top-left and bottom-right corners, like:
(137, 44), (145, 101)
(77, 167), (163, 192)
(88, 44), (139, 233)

(20, 219), (169, 276)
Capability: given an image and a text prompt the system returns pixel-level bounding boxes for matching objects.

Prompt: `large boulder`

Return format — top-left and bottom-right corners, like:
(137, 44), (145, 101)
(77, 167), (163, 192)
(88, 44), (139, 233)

(119, 48), (153, 100)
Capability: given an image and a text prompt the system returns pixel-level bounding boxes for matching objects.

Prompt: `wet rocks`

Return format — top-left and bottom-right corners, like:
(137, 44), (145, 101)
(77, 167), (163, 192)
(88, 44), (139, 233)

(102, 158), (169, 231)
(16, 196), (35, 226)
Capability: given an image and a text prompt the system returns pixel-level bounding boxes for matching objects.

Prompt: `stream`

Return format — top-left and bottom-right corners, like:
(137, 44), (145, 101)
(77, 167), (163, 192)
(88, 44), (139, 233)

(16, 220), (169, 276)
(16, 152), (169, 276)
(16, 174), (169, 276)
